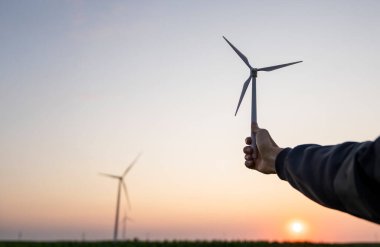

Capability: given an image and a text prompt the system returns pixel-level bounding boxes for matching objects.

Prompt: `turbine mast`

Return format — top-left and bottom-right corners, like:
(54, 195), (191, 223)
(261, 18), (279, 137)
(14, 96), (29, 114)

(114, 180), (122, 241)
(251, 76), (257, 156)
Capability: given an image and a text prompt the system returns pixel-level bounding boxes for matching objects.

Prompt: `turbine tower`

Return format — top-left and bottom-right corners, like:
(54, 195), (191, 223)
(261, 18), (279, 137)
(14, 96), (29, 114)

(99, 154), (140, 241)
(121, 215), (134, 240)
(223, 36), (302, 160)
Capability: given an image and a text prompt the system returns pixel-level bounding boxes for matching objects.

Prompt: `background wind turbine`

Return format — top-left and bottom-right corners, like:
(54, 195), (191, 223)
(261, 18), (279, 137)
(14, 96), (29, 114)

(223, 36), (302, 161)
(99, 154), (140, 241)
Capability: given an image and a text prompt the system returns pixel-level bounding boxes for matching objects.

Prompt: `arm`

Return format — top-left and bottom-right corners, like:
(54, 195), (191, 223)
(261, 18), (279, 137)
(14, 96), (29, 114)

(276, 139), (380, 224)
(244, 125), (380, 224)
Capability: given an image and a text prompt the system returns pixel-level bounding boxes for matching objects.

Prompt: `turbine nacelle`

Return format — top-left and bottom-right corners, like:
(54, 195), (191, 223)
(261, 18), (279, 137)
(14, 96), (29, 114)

(250, 69), (258, 78)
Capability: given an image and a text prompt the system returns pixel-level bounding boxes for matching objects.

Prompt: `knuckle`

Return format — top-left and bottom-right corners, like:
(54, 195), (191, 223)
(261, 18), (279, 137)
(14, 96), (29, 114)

(244, 154), (252, 161)
(243, 146), (253, 154)
(259, 128), (268, 134)
(245, 137), (252, 144)
(245, 160), (255, 169)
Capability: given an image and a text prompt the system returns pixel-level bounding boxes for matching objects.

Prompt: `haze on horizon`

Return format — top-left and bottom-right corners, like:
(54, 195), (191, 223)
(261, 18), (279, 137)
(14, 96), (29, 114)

(1, 0), (380, 242)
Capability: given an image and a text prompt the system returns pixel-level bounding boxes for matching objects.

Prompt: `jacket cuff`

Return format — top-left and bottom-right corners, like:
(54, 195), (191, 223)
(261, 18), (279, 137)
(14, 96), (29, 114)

(275, 148), (292, 180)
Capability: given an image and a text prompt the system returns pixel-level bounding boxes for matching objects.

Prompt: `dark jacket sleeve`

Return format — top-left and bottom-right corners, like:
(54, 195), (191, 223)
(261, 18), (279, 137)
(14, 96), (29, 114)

(275, 136), (380, 224)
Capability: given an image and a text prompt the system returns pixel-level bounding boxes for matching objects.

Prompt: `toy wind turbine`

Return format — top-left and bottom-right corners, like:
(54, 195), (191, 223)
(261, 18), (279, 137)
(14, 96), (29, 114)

(223, 36), (302, 156)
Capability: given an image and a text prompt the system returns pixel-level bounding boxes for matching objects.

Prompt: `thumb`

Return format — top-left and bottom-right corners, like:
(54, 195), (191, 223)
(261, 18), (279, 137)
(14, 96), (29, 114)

(255, 128), (275, 151)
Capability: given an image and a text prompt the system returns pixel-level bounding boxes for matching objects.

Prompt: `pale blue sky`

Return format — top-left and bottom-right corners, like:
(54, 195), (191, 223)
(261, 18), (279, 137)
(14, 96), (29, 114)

(1, 0), (380, 242)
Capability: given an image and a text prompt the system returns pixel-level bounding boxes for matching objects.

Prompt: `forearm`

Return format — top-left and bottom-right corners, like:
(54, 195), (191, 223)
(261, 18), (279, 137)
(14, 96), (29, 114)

(275, 138), (380, 224)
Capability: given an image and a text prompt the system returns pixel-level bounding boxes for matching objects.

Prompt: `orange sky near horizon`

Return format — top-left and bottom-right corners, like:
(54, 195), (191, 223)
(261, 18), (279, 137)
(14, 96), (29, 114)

(1, 164), (379, 242)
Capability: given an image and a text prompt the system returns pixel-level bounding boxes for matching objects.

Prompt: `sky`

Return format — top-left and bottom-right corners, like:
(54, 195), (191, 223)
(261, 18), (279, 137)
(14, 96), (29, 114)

(1, 0), (380, 242)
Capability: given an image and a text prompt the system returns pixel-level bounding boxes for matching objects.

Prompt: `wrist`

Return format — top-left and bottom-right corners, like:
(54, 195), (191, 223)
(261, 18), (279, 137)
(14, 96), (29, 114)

(269, 147), (283, 174)
(274, 148), (292, 179)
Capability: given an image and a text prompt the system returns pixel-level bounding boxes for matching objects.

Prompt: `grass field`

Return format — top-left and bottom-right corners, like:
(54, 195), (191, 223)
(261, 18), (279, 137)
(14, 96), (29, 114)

(0, 241), (379, 247)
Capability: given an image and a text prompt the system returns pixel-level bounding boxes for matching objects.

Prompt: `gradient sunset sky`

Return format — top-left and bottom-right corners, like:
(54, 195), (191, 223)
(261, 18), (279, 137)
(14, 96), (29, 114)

(1, 0), (380, 242)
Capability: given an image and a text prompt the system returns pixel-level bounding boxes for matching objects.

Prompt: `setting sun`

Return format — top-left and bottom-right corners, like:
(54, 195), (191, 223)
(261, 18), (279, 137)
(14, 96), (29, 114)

(286, 219), (309, 240)
(291, 221), (304, 233)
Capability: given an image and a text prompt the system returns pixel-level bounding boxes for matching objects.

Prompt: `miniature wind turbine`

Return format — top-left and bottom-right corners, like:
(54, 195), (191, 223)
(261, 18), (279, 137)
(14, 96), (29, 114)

(99, 154), (140, 241)
(223, 36), (302, 156)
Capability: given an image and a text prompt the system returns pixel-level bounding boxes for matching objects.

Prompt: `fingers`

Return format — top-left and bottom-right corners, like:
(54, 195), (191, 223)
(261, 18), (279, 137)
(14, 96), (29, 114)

(245, 124), (261, 170)
(243, 145), (253, 154)
(244, 153), (253, 162)
(245, 137), (252, 145)
(244, 146), (255, 169)
(245, 160), (255, 169)
(244, 124), (279, 173)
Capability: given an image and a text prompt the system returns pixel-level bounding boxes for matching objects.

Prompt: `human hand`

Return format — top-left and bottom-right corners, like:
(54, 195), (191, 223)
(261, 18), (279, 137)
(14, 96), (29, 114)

(243, 124), (283, 174)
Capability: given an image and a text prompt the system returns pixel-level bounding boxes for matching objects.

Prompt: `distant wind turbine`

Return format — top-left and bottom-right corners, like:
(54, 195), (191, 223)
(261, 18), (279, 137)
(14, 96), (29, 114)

(99, 154), (140, 241)
(223, 36), (302, 159)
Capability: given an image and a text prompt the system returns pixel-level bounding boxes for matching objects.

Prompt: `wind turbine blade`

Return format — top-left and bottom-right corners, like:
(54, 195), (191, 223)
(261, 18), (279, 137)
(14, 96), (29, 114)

(235, 75), (252, 116)
(223, 36), (252, 69)
(122, 181), (131, 210)
(99, 173), (120, 179)
(122, 153), (141, 177)
(257, 61), (302, 72)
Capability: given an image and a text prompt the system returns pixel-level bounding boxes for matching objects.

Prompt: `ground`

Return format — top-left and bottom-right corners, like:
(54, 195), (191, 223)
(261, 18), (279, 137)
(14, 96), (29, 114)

(0, 241), (379, 247)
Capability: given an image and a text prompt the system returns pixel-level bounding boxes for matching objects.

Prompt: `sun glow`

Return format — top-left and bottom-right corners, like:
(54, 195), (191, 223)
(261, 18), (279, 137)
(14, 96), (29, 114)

(291, 221), (304, 233)
(286, 219), (309, 240)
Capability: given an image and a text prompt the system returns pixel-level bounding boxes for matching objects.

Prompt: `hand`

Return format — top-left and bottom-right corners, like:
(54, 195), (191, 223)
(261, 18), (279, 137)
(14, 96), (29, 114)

(243, 124), (283, 174)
